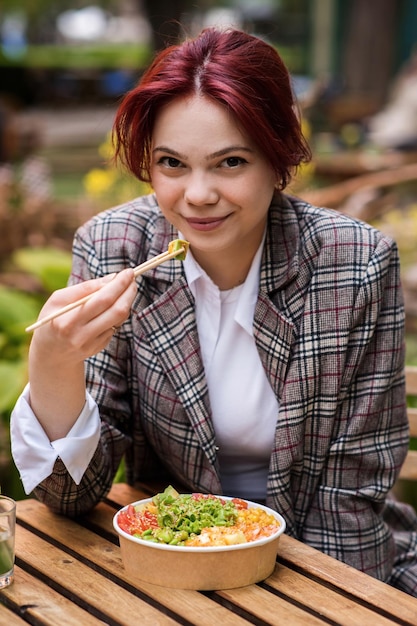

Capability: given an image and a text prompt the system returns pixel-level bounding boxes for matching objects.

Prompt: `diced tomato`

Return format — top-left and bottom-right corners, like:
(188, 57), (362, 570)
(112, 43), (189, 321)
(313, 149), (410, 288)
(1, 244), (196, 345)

(231, 498), (248, 510)
(191, 493), (216, 501)
(117, 505), (159, 535)
(191, 493), (231, 506)
(191, 493), (248, 509)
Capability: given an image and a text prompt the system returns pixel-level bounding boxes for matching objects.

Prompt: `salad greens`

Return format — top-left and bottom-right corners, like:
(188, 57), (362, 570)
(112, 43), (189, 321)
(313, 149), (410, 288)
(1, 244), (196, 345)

(154, 486), (237, 533)
(119, 486), (240, 545)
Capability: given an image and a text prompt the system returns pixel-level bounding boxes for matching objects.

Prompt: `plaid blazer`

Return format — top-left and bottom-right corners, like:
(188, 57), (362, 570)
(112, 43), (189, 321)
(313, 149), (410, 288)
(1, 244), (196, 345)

(34, 192), (417, 594)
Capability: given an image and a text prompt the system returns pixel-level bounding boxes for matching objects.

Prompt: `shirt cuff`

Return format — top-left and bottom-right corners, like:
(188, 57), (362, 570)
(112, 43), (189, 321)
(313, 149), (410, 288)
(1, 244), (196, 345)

(10, 384), (101, 494)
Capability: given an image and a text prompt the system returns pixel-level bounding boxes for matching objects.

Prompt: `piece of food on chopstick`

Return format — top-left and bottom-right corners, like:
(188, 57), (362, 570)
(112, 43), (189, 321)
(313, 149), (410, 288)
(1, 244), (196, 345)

(168, 239), (189, 260)
(25, 239), (190, 333)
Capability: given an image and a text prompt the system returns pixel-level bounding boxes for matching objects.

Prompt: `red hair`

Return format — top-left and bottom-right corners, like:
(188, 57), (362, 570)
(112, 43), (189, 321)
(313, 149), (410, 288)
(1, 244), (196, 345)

(113, 28), (311, 189)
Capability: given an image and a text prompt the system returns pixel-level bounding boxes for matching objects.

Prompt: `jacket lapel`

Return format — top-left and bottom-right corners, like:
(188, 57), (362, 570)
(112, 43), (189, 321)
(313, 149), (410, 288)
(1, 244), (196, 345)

(256, 195), (300, 399)
(137, 276), (218, 468)
(257, 196), (308, 533)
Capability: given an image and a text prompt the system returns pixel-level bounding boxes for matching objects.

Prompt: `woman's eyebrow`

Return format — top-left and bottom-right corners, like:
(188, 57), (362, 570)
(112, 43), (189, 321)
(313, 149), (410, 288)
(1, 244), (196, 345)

(152, 146), (183, 157)
(152, 145), (254, 159)
(209, 146), (253, 159)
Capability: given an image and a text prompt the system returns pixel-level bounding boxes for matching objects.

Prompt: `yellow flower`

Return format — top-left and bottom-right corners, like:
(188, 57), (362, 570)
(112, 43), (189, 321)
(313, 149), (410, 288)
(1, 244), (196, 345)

(83, 168), (117, 197)
(301, 118), (312, 141)
(98, 133), (115, 161)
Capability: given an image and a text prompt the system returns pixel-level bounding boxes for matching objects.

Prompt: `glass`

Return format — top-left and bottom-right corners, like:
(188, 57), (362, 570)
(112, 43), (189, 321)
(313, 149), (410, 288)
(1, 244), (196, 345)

(0, 496), (16, 589)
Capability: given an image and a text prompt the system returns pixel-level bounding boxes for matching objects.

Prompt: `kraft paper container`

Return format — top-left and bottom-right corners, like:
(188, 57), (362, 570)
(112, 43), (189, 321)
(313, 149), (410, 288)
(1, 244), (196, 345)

(113, 496), (286, 590)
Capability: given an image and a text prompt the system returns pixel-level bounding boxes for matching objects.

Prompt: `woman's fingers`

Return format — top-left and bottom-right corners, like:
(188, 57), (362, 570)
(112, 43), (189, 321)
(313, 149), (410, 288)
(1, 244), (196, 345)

(32, 269), (137, 358)
(82, 268), (136, 325)
(38, 269), (135, 327)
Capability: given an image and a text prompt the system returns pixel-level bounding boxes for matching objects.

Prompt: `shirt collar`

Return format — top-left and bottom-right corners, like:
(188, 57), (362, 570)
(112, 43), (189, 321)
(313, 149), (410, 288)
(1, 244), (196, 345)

(182, 231), (265, 335)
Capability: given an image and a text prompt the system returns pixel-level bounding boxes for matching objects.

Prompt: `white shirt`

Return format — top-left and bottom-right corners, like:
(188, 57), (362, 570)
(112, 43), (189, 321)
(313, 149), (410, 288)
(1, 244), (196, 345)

(11, 239), (279, 498)
(11, 386), (101, 494)
(184, 240), (279, 499)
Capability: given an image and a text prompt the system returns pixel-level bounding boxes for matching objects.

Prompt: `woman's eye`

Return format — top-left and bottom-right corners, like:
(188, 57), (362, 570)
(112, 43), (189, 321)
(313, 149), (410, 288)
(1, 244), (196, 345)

(222, 156), (246, 168)
(159, 156), (182, 168)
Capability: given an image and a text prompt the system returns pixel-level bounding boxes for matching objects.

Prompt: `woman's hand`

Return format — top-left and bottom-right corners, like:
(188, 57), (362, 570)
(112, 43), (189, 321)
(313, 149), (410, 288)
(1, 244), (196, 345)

(27, 268), (137, 440)
(32, 268), (137, 362)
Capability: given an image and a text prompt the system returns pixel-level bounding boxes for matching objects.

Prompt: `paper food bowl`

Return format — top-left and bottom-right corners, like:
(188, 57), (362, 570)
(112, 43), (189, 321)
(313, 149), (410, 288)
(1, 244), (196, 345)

(113, 495), (286, 590)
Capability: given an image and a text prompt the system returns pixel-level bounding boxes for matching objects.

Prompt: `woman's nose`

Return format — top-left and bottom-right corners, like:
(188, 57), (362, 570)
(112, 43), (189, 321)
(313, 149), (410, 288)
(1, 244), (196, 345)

(184, 173), (219, 205)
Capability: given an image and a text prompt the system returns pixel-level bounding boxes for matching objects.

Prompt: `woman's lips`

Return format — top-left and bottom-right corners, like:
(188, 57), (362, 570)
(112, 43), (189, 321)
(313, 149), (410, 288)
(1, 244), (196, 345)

(185, 216), (229, 232)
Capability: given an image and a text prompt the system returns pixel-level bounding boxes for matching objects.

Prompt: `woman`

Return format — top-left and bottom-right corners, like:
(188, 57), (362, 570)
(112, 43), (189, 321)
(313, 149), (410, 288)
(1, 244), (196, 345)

(11, 28), (417, 595)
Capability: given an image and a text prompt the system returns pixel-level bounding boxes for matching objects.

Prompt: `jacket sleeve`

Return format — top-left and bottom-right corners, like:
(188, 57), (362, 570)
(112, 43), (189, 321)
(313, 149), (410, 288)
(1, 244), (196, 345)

(300, 234), (409, 582)
(32, 220), (136, 516)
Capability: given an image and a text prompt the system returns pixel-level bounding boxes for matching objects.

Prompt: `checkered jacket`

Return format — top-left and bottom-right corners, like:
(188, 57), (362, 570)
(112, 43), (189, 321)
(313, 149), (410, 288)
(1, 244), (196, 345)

(34, 192), (417, 594)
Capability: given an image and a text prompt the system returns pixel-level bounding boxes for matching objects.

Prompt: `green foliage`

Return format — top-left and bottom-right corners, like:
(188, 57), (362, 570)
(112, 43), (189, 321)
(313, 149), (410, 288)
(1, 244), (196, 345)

(0, 285), (40, 341)
(114, 456), (126, 483)
(0, 361), (27, 414)
(0, 247), (72, 412)
(12, 247), (72, 293)
(0, 283), (39, 498)
(0, 43), (151, 70)
(406, 333), (417, 366)
(0, 284), (44, 415)
(0, 247), (71, 498)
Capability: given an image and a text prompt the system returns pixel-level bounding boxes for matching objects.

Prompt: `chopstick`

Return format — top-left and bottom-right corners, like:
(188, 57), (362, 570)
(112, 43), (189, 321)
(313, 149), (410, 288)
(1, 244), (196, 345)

(25, 244), (187, 333)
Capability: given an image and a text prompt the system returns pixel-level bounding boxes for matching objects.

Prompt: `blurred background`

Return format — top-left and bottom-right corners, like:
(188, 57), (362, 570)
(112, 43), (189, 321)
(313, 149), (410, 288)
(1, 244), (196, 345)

(1, 0), (417, 501)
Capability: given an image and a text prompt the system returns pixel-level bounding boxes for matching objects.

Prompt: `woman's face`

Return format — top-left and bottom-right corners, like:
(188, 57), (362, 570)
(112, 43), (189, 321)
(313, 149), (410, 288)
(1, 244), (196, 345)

(150, 95), (277, 282)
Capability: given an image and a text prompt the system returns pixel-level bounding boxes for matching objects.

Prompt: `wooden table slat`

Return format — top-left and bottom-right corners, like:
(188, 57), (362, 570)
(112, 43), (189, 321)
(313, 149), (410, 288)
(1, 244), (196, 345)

(216, 584), (327, 625)
(0, 566), (107, 626)
(0, 599), (30, 625)
(15, 524), (180, 626)
(105, 482), (156, 507)
(262, 564), (400, 626)
(277, 534), (417, 623)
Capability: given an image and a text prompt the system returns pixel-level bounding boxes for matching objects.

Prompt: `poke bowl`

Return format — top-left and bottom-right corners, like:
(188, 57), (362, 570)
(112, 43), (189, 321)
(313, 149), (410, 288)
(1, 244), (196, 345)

(112, 486), (286, 590)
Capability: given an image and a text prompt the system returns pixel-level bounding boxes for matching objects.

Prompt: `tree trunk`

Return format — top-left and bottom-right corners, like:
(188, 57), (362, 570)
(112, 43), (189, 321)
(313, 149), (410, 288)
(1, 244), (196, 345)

(341, 0), (401, 105)
(141, 0), (197, 51)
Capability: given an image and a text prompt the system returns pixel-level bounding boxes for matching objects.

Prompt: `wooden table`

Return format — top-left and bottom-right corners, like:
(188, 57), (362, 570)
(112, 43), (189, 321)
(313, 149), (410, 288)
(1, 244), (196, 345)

(1, 482), (417, 625)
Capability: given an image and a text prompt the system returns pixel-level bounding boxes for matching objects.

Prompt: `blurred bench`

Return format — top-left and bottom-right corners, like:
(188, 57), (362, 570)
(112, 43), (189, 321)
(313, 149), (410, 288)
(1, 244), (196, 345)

(400, 365), (417, 481)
